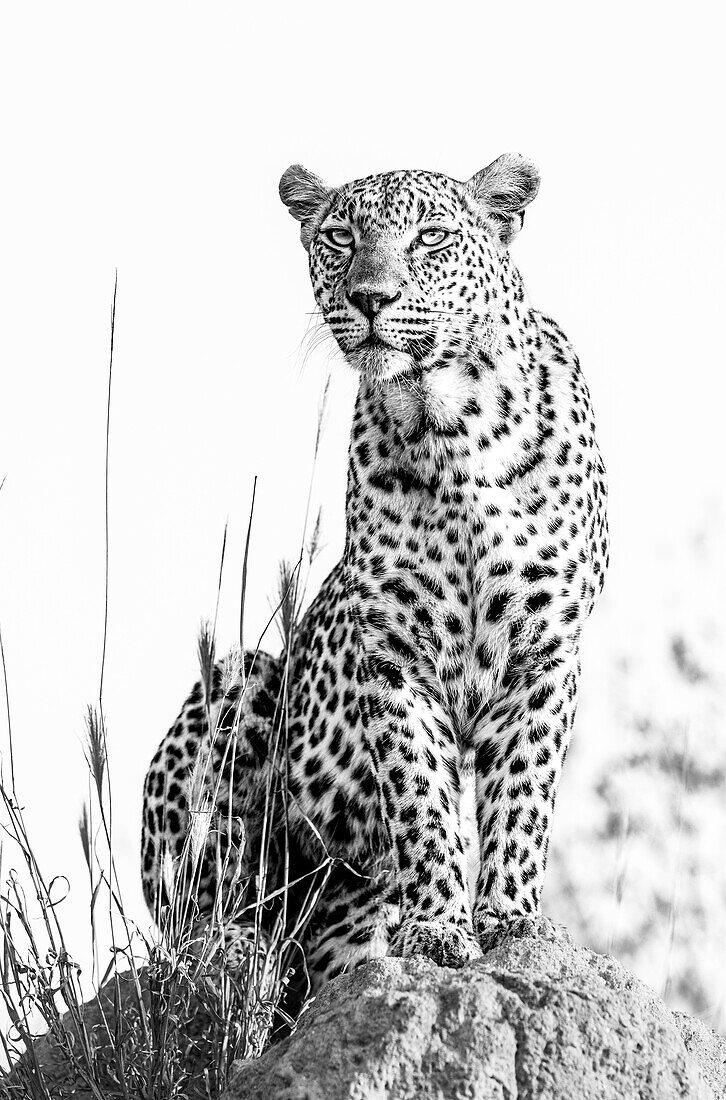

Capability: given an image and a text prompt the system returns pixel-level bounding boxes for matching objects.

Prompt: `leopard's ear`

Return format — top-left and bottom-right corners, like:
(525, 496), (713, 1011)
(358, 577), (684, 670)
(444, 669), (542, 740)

(279, 165), (332, 250)
(466, 154), (540, 246)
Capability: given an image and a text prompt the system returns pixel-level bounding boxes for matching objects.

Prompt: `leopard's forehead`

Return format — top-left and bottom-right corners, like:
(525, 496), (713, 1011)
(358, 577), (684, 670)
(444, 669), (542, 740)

(329, 170), (469, 230)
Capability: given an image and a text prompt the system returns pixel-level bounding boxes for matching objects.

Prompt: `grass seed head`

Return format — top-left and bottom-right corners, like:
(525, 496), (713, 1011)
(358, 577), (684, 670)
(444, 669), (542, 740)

(78, 803), (91, 873)
(83, 706), (106, 805)
(198, 620), (217, 711)
(222, 644), (244, 695)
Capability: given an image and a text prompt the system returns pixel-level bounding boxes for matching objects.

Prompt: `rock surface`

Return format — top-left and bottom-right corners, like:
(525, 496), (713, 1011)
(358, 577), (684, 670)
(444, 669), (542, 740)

(225, 919), (726, 1100)
(6, 921), (725, 1099)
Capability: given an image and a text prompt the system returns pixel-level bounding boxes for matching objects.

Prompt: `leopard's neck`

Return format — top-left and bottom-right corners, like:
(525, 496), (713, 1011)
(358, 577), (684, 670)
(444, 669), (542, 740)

(347, 298), (548, 498)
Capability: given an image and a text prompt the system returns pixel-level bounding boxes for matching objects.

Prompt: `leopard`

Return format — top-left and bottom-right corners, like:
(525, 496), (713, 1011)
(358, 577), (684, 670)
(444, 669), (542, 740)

(141, 153), (609, 989)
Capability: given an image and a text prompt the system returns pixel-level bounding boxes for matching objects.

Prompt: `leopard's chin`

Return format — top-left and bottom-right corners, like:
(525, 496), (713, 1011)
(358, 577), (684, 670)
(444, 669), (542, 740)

(346, 343), (415, 382)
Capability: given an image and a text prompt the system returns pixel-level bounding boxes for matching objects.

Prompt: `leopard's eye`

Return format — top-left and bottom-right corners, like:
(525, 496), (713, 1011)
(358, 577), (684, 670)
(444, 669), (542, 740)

(418, 228), (451, 248)
(324, 227), (355, 249)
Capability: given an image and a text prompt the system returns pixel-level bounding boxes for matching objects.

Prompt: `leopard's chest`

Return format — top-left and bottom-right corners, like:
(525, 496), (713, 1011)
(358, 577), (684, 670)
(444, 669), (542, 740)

(347, 476), (577, 702)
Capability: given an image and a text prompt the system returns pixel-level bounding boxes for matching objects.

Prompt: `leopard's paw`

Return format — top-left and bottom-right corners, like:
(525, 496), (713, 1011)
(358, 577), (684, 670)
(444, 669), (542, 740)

(475, 911), (571, 953)
(389, 919), (483, 967)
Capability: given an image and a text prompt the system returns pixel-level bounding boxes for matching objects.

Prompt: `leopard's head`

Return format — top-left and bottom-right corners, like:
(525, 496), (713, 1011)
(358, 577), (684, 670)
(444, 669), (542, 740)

(280, 156), (539, 382)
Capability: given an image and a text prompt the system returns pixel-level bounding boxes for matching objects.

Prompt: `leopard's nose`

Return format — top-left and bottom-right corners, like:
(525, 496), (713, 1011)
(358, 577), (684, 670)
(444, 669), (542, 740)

(348, 289), (401, 319)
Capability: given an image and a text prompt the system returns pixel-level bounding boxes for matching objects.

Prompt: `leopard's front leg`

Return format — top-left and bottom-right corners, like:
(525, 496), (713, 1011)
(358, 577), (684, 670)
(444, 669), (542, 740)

(361, 666), (482, 967)
(471, 655), (580, 948)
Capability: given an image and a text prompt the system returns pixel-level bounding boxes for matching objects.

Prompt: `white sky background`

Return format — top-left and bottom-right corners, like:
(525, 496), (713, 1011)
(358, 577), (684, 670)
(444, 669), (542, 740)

(0, 3), (724, 983)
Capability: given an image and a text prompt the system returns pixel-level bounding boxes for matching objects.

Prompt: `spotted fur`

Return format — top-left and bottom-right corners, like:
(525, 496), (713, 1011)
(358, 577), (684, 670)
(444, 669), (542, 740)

(141, 155), (608, 984)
